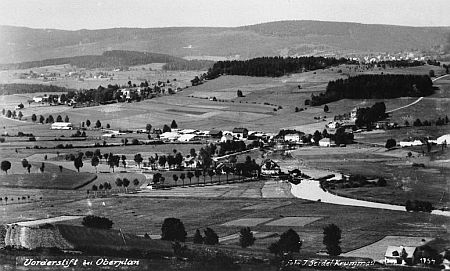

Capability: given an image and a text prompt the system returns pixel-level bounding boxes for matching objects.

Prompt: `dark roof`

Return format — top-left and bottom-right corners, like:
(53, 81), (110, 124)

(209, 130), (222, 135)
(232, 128), (248, 133)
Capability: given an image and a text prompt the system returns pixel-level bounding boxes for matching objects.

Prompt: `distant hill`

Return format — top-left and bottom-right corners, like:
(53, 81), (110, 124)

(0, 50), (214, 70)
(1, 21), (449, 64)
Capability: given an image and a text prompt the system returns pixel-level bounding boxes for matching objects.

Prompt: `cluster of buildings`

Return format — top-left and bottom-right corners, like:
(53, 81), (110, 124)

(158, 127), (274, 143)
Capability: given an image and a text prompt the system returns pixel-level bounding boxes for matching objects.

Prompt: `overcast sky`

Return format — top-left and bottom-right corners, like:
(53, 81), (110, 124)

(0, 0), (449, 30)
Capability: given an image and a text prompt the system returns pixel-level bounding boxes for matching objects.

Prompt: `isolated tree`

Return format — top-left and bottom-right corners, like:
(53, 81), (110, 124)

(190, 148), (196, 158)
(146, 124), (152, 133)
(385, 138), (397, 149)
(56, 115), (63, 122)
(193, 229), (204, 244)
(323, 224), (342, 256)
(187, 171), (194, 185)
(18, 111), (23, 120)
(12, 110), (16, 119)
(237, 89), (244, 97)
(39, 115), (44, 124)
(86, 119), (91, 127)
(172, 174), (179, 186)
(195, 170), (201, 185)
(1, 160), (11, 174)
(324, 105), (329, 113)
(31, 114), (37, 122)
(239, 227), (256, 248)
(115, 178), (123, 189)
(134, 153), (143, 168)
(123, 178), (130, 192)
(268, 228), (302, 255)
(133, 178), (139, 187)
(47, 115), (54, 123)
(64, 115), (69, 122)
(74, 157), (83, 172)
(21, 159), (29, 172)
(59, 165), (63, 172)
(180, 173), (186, 186)
(82, 215), (113, 229)
(106, 123), (110, 129)
(208, 169), (215, 184)
(91, 156), (100, 172)
(161, 218), (187, 242)
(121, 155), (127, 168)
(95, 120), (101, 128)
(6, 110), (12, 118)
(171, 120), (178, 129)
(203, 227), (219, 245)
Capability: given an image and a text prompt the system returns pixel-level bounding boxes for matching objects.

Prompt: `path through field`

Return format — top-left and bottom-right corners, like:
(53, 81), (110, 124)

(386, 74), (450, 113)
(290, 180), (450, 217)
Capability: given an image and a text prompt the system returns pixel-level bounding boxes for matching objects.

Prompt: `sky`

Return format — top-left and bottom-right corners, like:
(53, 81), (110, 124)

(0, 0), (449, 30)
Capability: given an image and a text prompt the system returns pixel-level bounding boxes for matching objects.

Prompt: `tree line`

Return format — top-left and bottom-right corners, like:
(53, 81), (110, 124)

(162, 59), (214, 71)
(203, 56), (354, 79)
(0, 84), (72, 95)
(310, 74), (433, 106)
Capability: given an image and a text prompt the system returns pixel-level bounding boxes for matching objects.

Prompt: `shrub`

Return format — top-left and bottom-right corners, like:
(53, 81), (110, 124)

(161, 218), (187, 242)
(239, 227), (256, 248)
(385, 138), (397, 149)
(203, 228), (219, 245)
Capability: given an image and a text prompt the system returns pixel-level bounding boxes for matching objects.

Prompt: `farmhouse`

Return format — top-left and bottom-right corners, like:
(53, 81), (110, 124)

(318, 138), (333, 147)
(220, 133), (235, 142)
(399, 139), (424, 147)
(284, 133), (301, 143)
(32, 96), (43, 103)
(160, 132), (180, 142)
(260, 159), (281, 175)
(51, 122), (73, 130)
(209, 130), (223, 138)
(326, 121), (341, 129)
(232, 127), (248, 139)
(178, 134), (199, 142)
(384, 246), (418, 265)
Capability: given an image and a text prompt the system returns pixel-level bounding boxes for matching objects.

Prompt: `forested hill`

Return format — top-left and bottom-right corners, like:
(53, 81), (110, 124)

(310, 74), (434, 106)
(205, 56), (353, 78)
(0, 50), (214, 70)
(1, 21), (449, 64)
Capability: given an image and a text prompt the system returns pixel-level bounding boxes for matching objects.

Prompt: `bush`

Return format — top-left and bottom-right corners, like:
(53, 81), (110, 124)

(203, 228), (219, 245)
(268, 228), (301, 255)
(239, 227), (256, 248)
(82, 215), (113, 229)
(161, 218), (187, 242)
(385, 138), (397, 149)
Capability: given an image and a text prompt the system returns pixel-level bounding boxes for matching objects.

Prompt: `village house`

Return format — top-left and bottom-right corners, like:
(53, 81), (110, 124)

(232, 127), (248, 139)
(399, 138), (424, 147)
(209, 130), (223, 139)
(384, 246), (418, 265)
(160, 131), (180, 142)
(318, 138), (334, 147)
(260, 159), (281, 175)
(220, 133), (235, 142)
(50, 122), (73, 130)
(284, 133), (301, 143)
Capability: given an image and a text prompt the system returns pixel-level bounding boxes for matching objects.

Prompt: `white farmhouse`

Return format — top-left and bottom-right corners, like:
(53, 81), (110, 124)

(51, 122), (73, 130)
(284, 134), (301, 143)
(318, 138), (333, 147)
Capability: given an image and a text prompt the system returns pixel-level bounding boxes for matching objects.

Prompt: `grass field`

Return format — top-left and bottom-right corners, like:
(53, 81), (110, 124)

(0, 194), (447, 255)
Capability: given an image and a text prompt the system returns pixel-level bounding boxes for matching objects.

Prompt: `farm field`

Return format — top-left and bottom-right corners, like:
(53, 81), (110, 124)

(0, 192), (448, 256)
(1, 63), (449, 265)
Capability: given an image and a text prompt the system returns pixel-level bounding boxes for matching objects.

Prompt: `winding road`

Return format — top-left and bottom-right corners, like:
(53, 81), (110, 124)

(386, 74), (450, 114)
